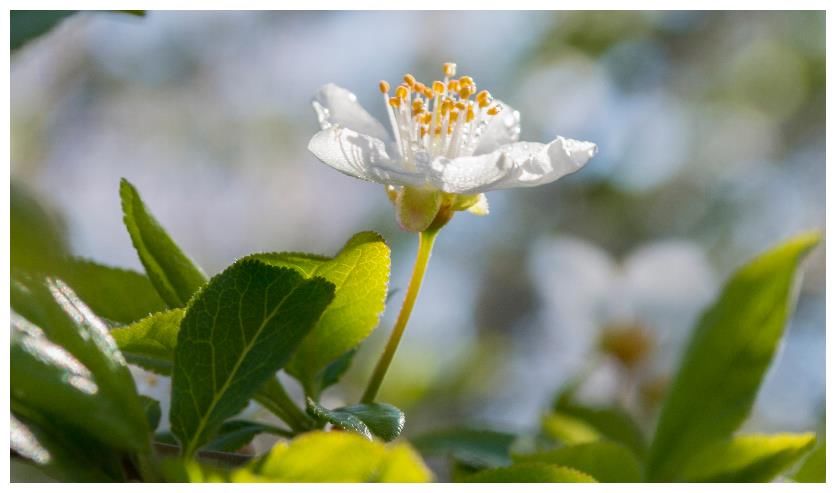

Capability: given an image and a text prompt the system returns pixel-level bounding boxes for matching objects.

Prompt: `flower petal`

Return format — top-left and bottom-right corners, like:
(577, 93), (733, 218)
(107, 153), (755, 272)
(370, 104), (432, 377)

(473, 101), (521, 155)
(308, 126), (425, 187)
(312, 84), (391, 142)
(428, 136), (596, 194)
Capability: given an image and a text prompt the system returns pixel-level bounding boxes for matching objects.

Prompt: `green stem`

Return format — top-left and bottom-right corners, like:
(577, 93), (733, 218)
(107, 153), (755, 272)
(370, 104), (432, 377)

(255, 377), (315, 431)
(361, 228), (439, 403)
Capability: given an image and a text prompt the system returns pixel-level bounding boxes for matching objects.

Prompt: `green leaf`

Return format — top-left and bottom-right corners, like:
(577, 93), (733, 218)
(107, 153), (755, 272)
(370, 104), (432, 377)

(11, 412), (121, 482)
(646, 233), (821, 481)
(307, 399), (405, 442)
(541, 412), (601, 446)
(318, 349), (357, 392)
(552, 401), (647, 458)
(169, 259), (335, 457)
(56, 259), (167, 325)
(10, 181), (69, 273)
(515, 441), (642, 482)
(794, 440), (825, 483)
(681, 433), (816, 482)
(411, 428), (516, 468)
(250, 231), (390, 395)
(204, 420), (292, 453)
(120, 178), (207, 308)
(140, 395), (162, 432)
(112, 309), (184, 375)
(10, 11), (76, 51)
(461, 464), (596, 483)
(11, 324), (147, 452)
(240, 431), (431, 482)
(11, 278), (150, 451)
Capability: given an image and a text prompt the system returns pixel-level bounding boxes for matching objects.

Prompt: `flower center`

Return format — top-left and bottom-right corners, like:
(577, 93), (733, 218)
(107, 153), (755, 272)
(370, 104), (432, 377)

(378, 62), (503, 165)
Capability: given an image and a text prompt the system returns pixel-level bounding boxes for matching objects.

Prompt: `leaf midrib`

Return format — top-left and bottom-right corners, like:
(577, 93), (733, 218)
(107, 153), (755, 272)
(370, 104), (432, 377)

(182, 275), (303, 456)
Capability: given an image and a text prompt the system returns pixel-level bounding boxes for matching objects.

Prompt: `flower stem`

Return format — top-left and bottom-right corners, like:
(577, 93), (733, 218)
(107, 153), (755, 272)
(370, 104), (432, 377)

(361, 228), (439, 403)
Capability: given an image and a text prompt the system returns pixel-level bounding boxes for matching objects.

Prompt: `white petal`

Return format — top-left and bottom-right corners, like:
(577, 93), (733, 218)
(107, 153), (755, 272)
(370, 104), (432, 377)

(308, 126), (425, 187)
(312, 84), (391, 142)
(473, 101), (521, 155)
(428, 136), (596, 194)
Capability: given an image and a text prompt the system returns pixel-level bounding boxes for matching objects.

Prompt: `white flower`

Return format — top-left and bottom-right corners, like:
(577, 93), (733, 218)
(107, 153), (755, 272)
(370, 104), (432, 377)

(483, 236), (717, 427)
(307, 63), (597, 231)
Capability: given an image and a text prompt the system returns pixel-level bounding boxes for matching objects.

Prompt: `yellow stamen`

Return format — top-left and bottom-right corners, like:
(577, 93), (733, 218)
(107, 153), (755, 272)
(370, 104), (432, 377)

(459, 75), (474, 87)
(466, 105), (475, 122)
(487, 104), (502, 116)
(459, 85), (472, 100)
(476, 89), (491, 108)
(379, 80), (390, 94)
(395, 85), (408, 100)
(389, 97), (401, 108)
(404, 73), (416, 88)
(443, 62), (457, 77)
(448, 79), (460, 92)
(432, 81), (445, 95)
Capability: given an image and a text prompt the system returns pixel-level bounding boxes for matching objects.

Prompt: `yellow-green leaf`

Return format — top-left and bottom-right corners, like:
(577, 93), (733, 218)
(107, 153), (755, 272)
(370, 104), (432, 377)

(681, 433), (816, 482)
(240, 431), (431, 482)
(250, 231), (390, 395)
(112, 309), (184, 375)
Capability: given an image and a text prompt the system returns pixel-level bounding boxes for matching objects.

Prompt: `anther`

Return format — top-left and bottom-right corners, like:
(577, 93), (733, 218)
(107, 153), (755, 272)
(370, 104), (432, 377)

(476, 90), (491, 107)
(379, 80), (390, 94)
(443, 62), (457, 77)
(448, 79), (460, 92)
(459, 85), (472, 100)
(432, 81), (445, 95)
(395, 85), (408, 100)
(487, 104), (502, 116)
(459, 76), (474, 87)
(389, 97), (401, 108)
(404, 73), (416, 87)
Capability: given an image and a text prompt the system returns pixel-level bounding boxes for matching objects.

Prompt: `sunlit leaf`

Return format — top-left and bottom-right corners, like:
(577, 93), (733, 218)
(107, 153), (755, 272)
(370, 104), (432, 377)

(646, 233), (820, 481)
(169, 260), (334, 457)
(681, 433), (816, 482)
(240, 431), (431, 482)
(552, 401), (647, 458)
(112, 309), (184, 375)
(541, 412), (601, 446)
(250, 231), (390, 395)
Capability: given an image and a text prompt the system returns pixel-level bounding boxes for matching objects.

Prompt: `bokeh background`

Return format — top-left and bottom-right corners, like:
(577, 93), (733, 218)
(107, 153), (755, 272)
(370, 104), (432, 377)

(11, 10), (825, 444)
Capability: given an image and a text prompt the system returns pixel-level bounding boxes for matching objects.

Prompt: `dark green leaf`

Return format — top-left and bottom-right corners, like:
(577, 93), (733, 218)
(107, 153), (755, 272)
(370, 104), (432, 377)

(647, 233), (820, 481)
(794, 440), (825, 483)
(318, 349), (356, 392)
(307, 399), (405, 442)
(681, 433), (816, 482)
(11, 324), (147, 452)
(169, 259), (335, 457)
(11, 278), (150, 451)
(56, 259), (167, 325)
(11, 412), (122, 482)
(461, 464), (596, 483)
(140, 395), (162, 432)
(10, 11), (76, 51)
(250, 231), (390, 395)
(242, 431), (431, 482)
(120, 178), (207, 308)
(552, 401), (647, 458)
(112, 309), (184, 375)
(515, 441), (642, 482)
(411, 428), (516, 468)
(204, 420), (292, 453)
